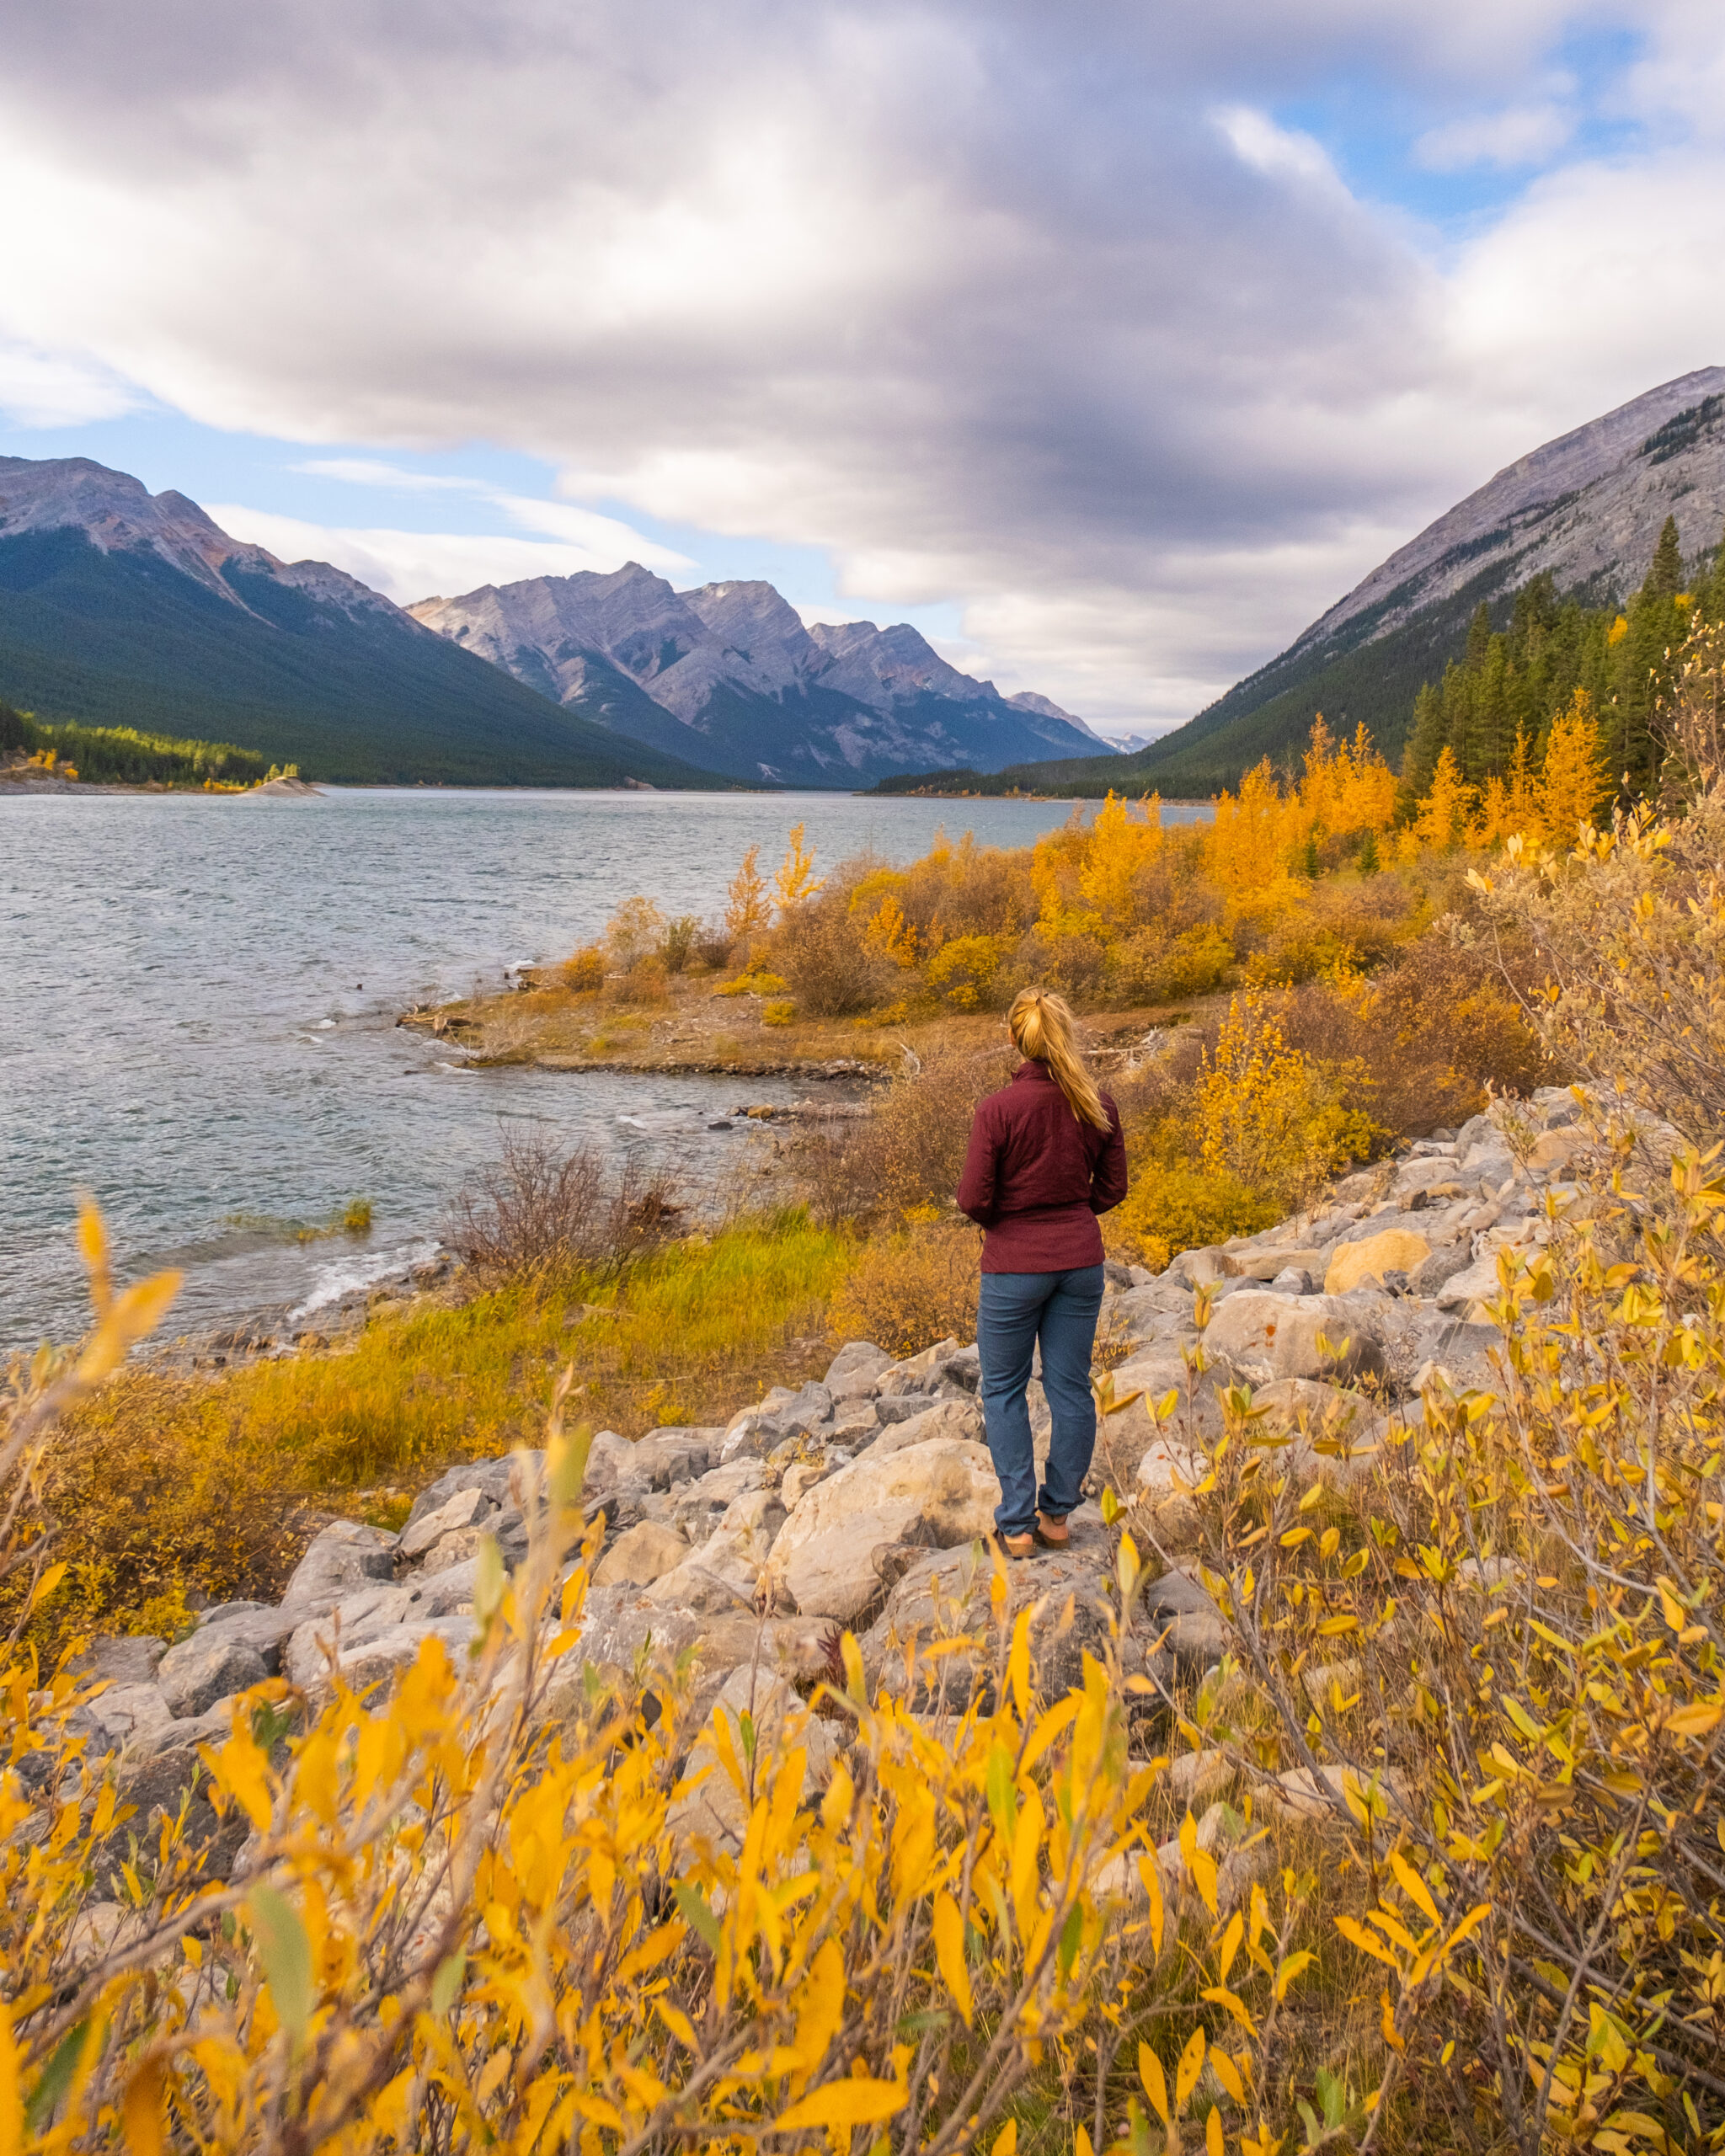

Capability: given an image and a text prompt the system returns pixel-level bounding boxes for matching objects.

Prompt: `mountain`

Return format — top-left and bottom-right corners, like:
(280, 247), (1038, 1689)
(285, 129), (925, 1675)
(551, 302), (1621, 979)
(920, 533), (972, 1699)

(946, 366), (1725, 799)
(0, 457), (733, 788)
(408, 565), (1108, 785)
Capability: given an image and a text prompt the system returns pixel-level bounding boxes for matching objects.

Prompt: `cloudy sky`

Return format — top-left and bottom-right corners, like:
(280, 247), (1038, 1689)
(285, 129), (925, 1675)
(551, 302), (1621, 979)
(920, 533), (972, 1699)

(0, 1), (1721, 739)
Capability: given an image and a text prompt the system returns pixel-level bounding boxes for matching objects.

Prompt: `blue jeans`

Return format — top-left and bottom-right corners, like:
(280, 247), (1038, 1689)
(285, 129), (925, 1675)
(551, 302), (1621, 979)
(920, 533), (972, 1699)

(976, 1265), (1105, 1537)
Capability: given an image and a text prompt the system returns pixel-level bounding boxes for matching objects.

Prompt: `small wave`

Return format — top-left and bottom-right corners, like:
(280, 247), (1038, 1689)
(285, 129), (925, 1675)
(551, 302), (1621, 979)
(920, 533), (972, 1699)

(288, 1237), (441, 1322)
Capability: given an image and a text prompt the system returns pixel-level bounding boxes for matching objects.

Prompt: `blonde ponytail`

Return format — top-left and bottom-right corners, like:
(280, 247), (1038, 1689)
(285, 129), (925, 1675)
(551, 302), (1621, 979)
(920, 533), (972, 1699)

(1007, 987), (1110, 1132)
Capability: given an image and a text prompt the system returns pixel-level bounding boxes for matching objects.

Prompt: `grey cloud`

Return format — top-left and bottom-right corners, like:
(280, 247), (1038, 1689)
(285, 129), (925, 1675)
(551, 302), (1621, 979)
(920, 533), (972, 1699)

(0, 0), (1711, 727)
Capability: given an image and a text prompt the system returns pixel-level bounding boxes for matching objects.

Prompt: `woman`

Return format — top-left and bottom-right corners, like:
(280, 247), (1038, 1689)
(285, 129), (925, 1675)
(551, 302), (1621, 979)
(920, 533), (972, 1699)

(956, 988), (1129, 1556)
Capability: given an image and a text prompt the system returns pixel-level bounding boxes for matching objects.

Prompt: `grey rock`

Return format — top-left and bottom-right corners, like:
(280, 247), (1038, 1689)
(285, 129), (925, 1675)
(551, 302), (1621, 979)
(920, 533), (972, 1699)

(595, 1520), (692, 1589)
(1413, 1244), (1474, 1297)
(937, 1343), (981, 1393)
(1140, 1567), (1229, 1675)
(282, 1521), (398, 1611)
(398, 1484), (493, 1561)
(67, 1682), (174, 1757)
(875, 1388), (942, 1424)
(284, 1584), (415, 1690)
(67, 1635), (165, 1688)
(667, 1668), (839, 1855)
(825, 1341), (892, 1394)
(184, 1604), (302, 1675)
(1268, 1267), (1316, 1295)
(400, 1561), (480, 1618)
(830, 1401), (881, 1446)
(772, 1435), (999, 1621)
(670, 1460), (768, 1541)
(629, 1428), (719, 1489)
(158, 1631), (269, 1720)
(404, 1455), (521, 1533)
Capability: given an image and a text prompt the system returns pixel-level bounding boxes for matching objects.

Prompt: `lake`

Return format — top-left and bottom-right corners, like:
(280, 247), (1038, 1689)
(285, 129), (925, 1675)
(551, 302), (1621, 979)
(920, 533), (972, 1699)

(2, 786), (1210, 1352)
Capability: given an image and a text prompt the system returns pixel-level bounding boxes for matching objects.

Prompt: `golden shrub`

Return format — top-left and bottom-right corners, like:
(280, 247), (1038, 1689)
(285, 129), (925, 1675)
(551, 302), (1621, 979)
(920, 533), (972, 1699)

(827, 1217), (980, 1357)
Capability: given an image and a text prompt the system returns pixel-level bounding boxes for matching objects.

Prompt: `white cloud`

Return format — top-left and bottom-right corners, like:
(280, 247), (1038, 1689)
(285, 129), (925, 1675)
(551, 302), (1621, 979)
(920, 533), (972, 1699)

(0, 339), (140, 426)
(1414, 103), (1573, 170)
(203, 506), (681, 602)
(0, 1), (1717, 726)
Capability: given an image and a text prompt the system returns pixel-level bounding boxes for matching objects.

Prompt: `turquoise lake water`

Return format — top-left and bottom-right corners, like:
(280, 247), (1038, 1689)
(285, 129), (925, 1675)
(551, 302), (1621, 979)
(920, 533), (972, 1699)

(3, 787), (1210, 1351)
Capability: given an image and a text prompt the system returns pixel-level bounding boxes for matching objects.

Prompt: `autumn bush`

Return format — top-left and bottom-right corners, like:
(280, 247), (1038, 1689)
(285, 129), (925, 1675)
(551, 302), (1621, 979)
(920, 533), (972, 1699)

(444, 1124), (684, 1285)
(826, 1216), (981, 1358)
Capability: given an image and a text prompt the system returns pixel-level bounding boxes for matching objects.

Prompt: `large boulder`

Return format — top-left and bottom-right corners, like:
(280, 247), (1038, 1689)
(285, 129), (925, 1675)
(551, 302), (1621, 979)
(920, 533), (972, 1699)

(718, 1383), (833, 1463)
(670, 1460), (769, 1542)
(398, 1485), (493, 1561)
(863, 1512), (1144, 1712)
(628, 1428), (719, 1489)
(646, 1488), (786, 1614)
(825, 1342), (892, 1398)
(283, 1584), (415, 1690)
(1203, 1291), (1384, 1385)
(404, 1456), (520, 1533)
(595, 1520), (692, 1589)
(281, 1522), (398, 1612)
(867, 1397), (984, 1458)
(1323, 1229), (1430, 1297)
(158, 1630), (269, 1720)
(772, 1437), (1000, 1621)
(67, 1683), (174, 1758)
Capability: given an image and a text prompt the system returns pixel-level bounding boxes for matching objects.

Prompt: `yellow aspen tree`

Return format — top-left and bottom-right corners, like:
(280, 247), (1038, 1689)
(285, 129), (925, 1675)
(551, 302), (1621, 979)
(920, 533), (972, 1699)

(774, 822), (825, 907)
(1538, 688), (1610, 846)
(1332, 722), (1397, 836)
(1503, 724), (1542, 846)
(724, 843), (772, 943)
(1412, 744), (1472, 852)
(1076, 791), (1162, 929)
(1204, 759), (1290, 894)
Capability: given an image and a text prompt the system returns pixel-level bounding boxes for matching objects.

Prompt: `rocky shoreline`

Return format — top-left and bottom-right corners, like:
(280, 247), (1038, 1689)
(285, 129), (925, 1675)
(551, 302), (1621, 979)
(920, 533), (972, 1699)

(66, 1083), (1597, 1897)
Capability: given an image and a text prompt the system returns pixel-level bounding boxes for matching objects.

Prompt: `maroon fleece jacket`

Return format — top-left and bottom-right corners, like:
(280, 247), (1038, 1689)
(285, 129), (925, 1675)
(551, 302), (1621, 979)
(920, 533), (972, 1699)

(955, 1059), (1129, 1273)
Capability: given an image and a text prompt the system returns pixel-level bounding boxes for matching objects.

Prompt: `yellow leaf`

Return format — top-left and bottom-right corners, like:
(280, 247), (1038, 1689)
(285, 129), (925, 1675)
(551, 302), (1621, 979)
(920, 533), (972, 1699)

(1139, 1851), (1165, 1958)
(932, 1892), (974, 2027)
(793, 1938), (845, 2073)
(1665, 1701), (1723, 1737)
(994, 2123), (1017, 2156)
(206, 1730), (274, 1833)
(1139, 2043), (1170, 2127)
(1180, 1811), (1219, 1919)
(1, 2004), (21, 2156)
(24, 1563), (67, 1617)
(656, 2001), (698, 2052)
(775, 2080), (906, 2131)
(1009, 1609), (1032, 1719)
(1217, 1908), (1243, 1983)
(1210, 2049), (1247, 2105)
(1076, 2131), (1094, 2156)
(1206, 2105), (1225, 2156)
(1201, 1985), (1257, 2034)
(1274, 1949), (1315, 2000)
(122, 2061), (164, 2156)
(1335, 1914), (1400, 1968)
(1390, 1849), (1440, 1929)
(1176, 2026), (1207, 2108)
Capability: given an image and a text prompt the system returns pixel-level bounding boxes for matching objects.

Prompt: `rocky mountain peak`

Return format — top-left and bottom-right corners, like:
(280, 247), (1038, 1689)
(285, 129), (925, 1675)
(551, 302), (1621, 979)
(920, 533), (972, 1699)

(0, 454), (409, 629)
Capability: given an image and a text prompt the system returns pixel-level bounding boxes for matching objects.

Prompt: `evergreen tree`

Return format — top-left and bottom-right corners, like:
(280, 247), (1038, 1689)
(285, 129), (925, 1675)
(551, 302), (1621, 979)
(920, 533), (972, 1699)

(1643, 514), (1684, 601)
(1398, 682), (1448, 814)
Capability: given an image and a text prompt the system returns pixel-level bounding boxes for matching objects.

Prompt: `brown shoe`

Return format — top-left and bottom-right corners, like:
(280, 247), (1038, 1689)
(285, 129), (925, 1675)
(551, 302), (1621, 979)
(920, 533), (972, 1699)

(1034, 1512), (1070, 1549)
(996, 1530), (1036, 1561)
